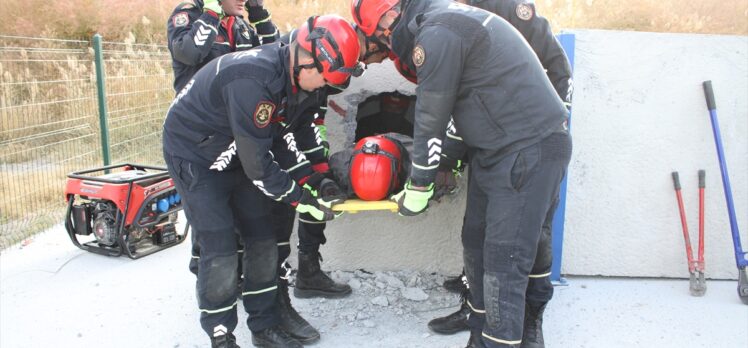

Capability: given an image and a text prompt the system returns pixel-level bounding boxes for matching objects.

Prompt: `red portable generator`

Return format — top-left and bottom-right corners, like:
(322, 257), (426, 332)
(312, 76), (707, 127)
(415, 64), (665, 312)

(64, 163), (188, 259)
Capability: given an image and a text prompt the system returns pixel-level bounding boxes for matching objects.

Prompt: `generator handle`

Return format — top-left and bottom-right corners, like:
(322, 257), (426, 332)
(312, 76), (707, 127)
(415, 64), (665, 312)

(68, 163), (168, 183)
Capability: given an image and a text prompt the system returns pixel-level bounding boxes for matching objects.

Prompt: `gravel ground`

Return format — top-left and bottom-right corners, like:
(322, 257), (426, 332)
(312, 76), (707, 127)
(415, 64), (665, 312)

(288, 269), (469, 348)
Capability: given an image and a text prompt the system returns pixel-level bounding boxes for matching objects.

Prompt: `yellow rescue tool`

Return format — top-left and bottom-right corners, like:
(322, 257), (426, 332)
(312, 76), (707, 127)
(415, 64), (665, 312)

(331, 199), (398, 213)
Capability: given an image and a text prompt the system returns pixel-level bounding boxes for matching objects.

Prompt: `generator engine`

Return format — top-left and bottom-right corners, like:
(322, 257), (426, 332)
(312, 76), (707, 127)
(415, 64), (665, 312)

(92, 201), (118, 246)
(64, 164), (188, 259)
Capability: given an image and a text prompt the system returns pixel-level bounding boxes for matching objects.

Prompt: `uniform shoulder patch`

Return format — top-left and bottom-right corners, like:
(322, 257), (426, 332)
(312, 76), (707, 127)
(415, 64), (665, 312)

(413, 45), (426, 68)
(172, 12), (189, 27)
(516, 3), (534, 21)
(254, 102), (275, 128)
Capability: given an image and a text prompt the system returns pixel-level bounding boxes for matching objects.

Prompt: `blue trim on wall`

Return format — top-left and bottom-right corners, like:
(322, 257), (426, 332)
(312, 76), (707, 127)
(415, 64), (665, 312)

(551, 33), (575, 283)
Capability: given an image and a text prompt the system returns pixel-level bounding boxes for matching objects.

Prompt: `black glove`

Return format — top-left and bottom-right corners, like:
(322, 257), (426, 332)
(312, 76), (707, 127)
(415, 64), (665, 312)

(319, 178), (346, 204)
(303, 172), (326, 190)
(432, 169), (457, 202)
(244, 0), (270, 22)
(432, 156), (462, 201)
(303, 173), (344, 203)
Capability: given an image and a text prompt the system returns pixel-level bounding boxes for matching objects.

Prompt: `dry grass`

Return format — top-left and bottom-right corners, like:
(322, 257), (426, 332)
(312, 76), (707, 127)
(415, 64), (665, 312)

(539, 0), (748, 35)
(0, 35), (170, 244)
(1, 0), (746, 43)
(0, 0), (745, 245)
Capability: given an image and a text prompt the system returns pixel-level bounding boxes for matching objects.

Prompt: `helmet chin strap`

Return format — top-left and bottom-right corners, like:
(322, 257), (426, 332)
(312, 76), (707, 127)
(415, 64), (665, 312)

(363, 36), (390, 61)
(373, 5), (402, 47)
(293, 16), (324, 90)
(292, 43), (303, 90)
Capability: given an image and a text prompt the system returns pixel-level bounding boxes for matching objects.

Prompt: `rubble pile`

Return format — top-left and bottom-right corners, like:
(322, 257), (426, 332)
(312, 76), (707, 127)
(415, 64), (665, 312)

(292, 269), (462, 335)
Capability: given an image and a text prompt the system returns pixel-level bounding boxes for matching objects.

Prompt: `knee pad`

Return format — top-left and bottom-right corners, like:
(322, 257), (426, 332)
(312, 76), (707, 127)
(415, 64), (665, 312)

(202, 254), (239, 303)
(244, 238), (278, 284)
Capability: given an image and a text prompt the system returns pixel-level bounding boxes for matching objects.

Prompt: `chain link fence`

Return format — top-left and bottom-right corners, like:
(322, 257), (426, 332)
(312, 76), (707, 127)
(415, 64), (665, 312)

(0, 35), (173, 249)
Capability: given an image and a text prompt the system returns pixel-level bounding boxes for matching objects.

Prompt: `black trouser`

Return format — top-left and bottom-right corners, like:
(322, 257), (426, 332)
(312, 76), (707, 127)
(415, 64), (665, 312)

(297, 213), (327, 254)
(164, 152), (280, 336)
(271, 202), (295, 277)
(189, 197), (328, 280)
(462, 131), (571, 347)
(270, 206), (327, 269)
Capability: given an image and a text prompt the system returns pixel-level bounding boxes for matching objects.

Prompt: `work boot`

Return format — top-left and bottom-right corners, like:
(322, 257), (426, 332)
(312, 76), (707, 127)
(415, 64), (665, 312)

(428, 289), (470, 334)
(443, 271), (468, 293)
(251, 326), (302, 348)
(277, 280), (321, 343)
(294, 250), (352, 298)
(210, 332), (240, 348)
(465, 331), (487, 348)
(520, 303), (547, 348)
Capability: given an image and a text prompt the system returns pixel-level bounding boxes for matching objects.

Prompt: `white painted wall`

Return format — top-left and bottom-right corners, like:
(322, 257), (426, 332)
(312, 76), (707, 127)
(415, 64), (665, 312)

(307, 30), (747, 280)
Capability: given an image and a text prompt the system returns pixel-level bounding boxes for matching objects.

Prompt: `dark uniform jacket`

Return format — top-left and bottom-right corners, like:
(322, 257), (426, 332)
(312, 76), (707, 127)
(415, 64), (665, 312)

(440, 0), (573, 165)
(470, 0), (572, 104)
(277, 30), (333, 167)
(167, 0), (278, 92)
(390, 0), (568, 186)
(163, 43), (324, 204)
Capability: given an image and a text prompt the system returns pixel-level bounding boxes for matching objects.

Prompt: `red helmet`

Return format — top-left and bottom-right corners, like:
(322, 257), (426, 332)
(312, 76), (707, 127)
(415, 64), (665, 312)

(392, 56), (417, 83)
(350, 135), (403, 201)
(351, 0), (399, 36)
(296, 15), (363, 87)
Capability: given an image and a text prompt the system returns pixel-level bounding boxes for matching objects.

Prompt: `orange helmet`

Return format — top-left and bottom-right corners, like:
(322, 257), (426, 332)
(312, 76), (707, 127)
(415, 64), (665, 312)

(295, 15), (363, 87)
(351, 0), (399, 36)
(350, 135), (403, 201)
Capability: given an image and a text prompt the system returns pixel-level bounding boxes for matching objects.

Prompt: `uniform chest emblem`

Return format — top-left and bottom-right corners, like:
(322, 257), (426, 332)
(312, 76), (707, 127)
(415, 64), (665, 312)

(173, 12), (189, 27)
(413, 45), (426, 68)
(241, 29), (250, 40)
(516, 3), (534, 21)
(254, 102), (275, 128)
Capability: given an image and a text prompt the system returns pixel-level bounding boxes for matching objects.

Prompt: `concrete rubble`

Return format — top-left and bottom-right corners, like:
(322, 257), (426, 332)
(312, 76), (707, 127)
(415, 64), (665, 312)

(296, 269), (459, 328)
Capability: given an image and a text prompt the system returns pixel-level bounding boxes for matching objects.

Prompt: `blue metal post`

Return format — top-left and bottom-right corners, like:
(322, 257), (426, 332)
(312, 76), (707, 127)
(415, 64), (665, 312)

(551, 33), (576, 284)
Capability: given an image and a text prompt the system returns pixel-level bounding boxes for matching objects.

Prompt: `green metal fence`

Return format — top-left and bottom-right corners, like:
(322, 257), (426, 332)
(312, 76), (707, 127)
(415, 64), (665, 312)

(0, 34), (173, 249)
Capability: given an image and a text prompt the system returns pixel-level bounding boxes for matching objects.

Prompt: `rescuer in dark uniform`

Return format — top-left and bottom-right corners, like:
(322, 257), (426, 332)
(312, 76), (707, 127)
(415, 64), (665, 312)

(162, 15), (361, 348)
(272, 30), (355, 302)
(352, 1), (572, 347)
(270, 26), (395, 303)
(428, 0), (574, 341)
(167, 0), (278, 93)
(167, 0), (279, 278)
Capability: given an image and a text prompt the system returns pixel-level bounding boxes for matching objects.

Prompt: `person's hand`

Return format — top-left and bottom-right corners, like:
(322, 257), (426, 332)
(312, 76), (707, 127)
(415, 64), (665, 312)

(203, 0), (224, 17)
(318, 178), (346, 204)
(245, 0), (264, 7)
(391, 181), (434, 216)
(295, 188), (337, 221)
(302, 172), (346, 208)
(432, 169), (457, 202)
